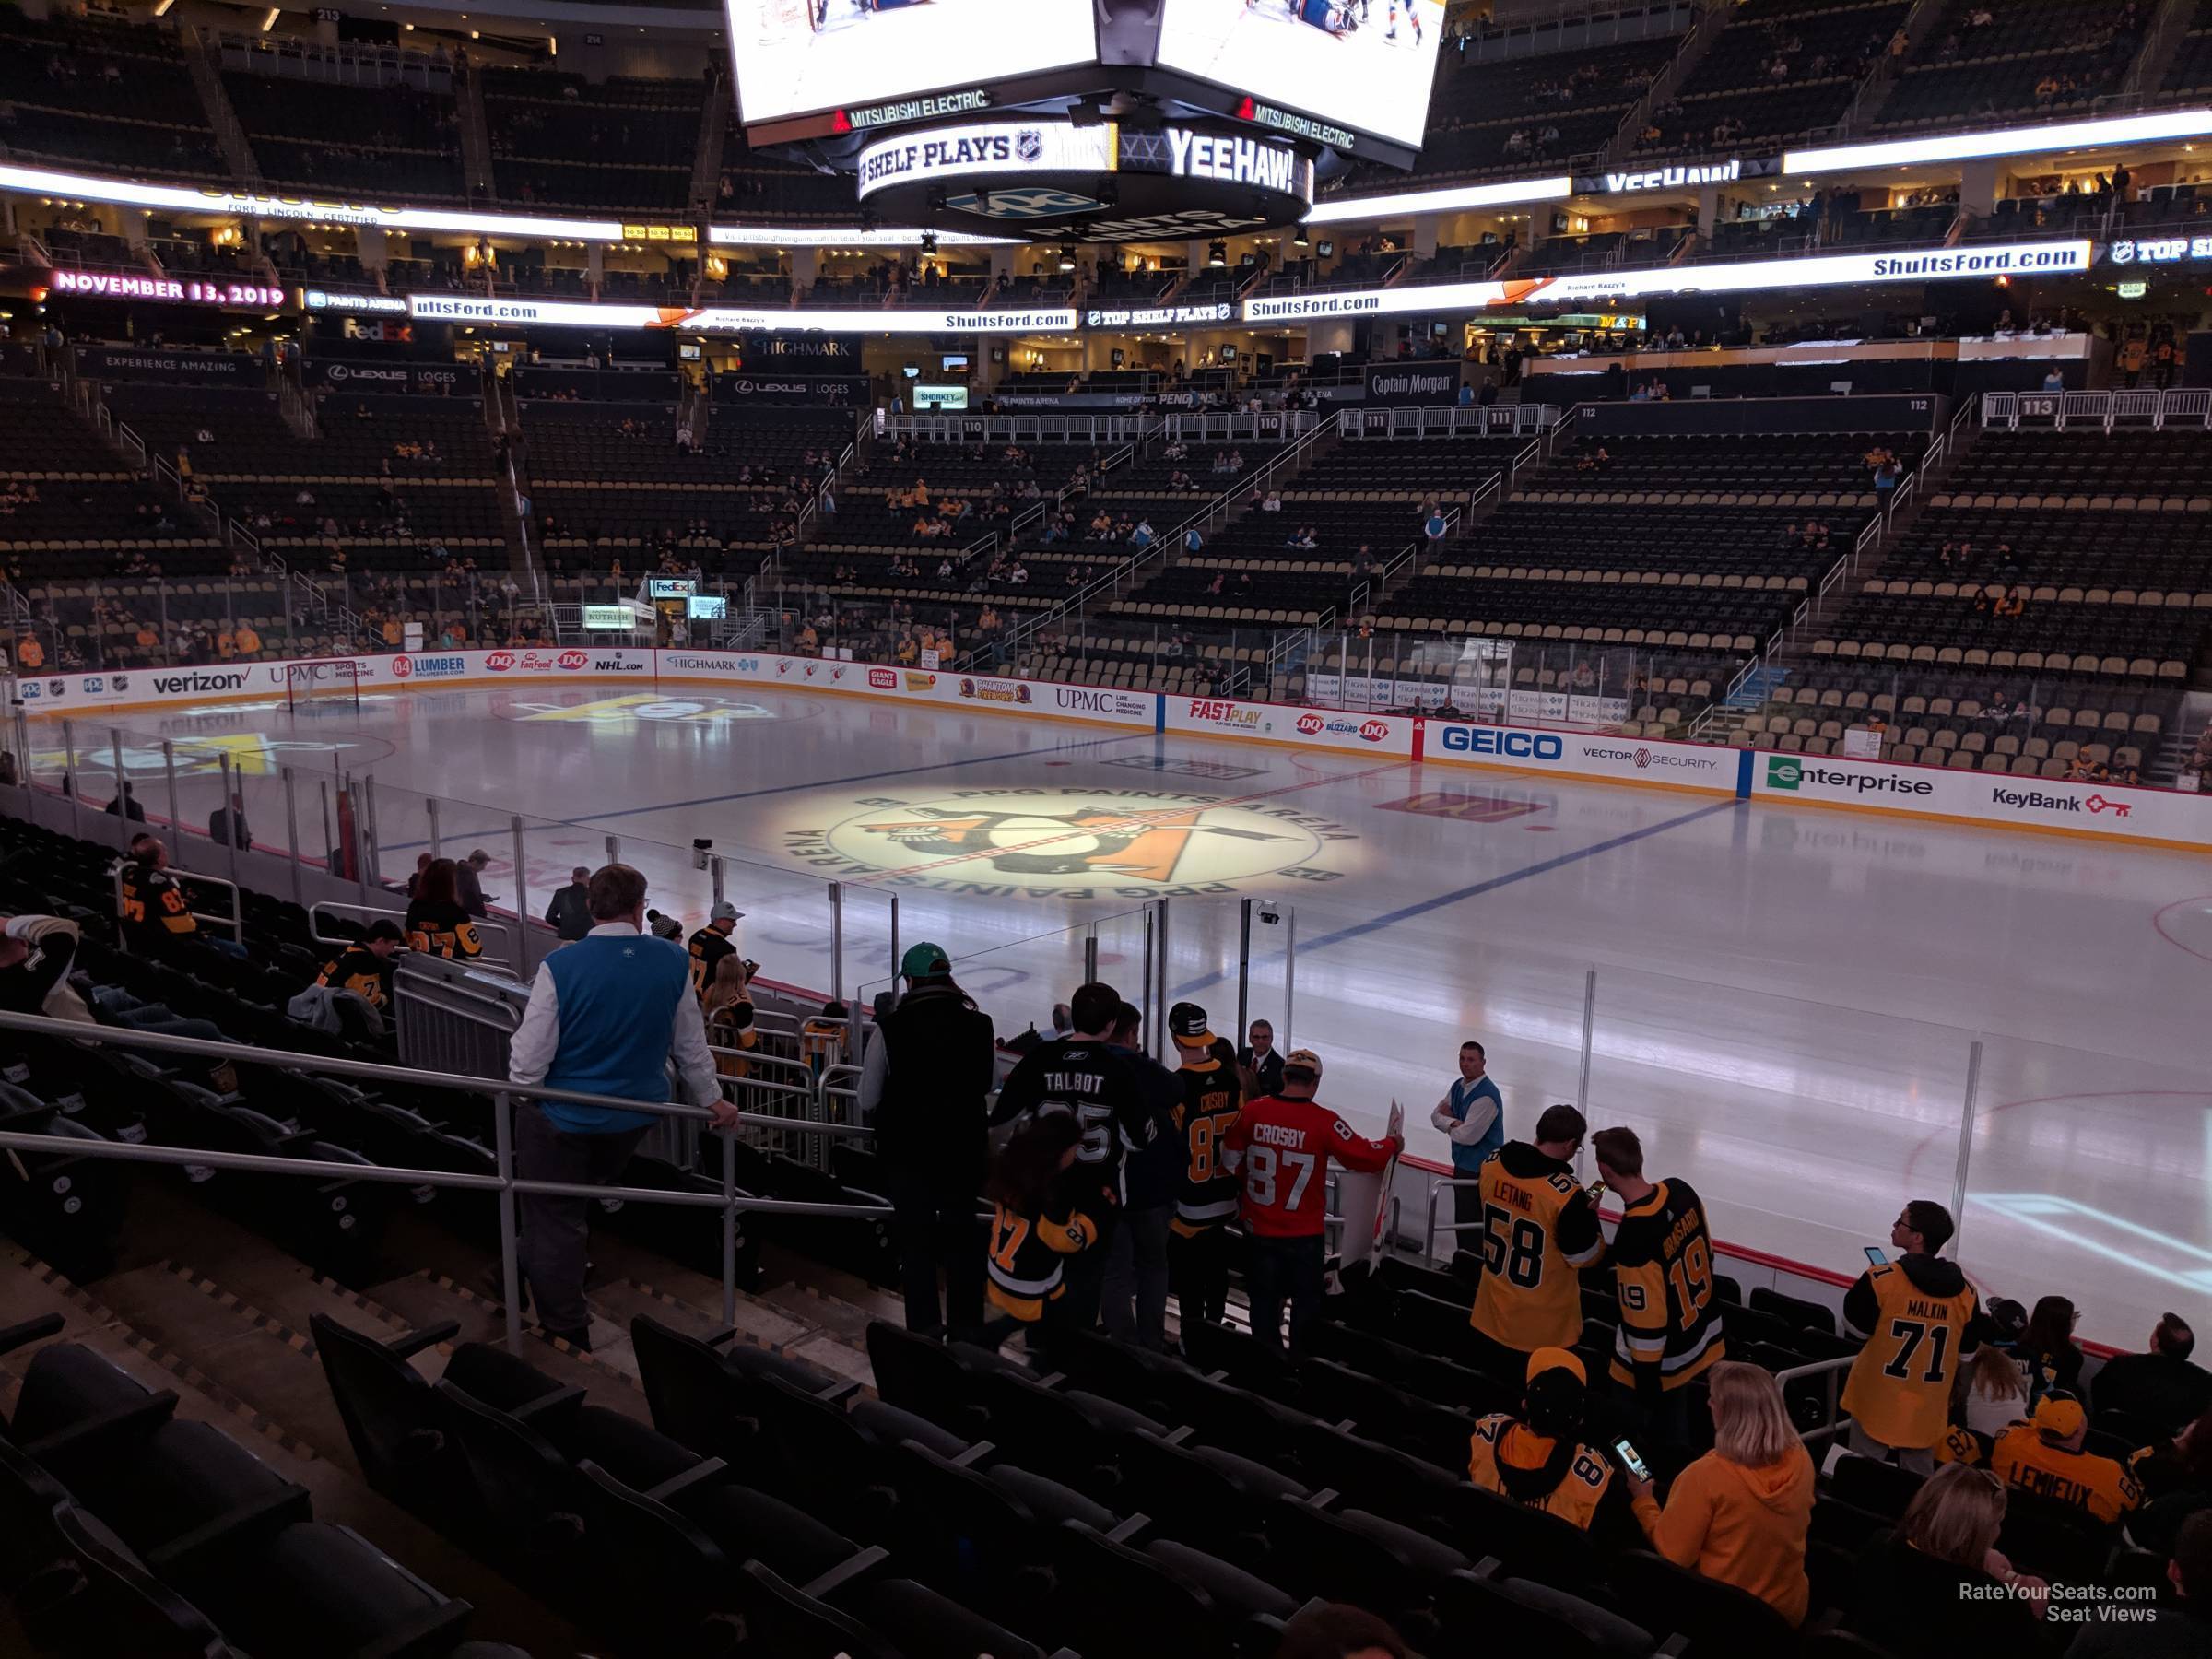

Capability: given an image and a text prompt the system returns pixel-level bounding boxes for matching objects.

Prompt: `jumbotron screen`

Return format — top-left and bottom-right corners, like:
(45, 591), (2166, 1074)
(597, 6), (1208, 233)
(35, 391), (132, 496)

(1157, 0), (1446, 150)
(728, 0), (1099, 126)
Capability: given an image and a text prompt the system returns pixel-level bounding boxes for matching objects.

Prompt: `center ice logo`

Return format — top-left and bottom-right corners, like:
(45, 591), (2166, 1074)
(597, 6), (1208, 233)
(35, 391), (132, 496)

(785, 787), (1360, 897)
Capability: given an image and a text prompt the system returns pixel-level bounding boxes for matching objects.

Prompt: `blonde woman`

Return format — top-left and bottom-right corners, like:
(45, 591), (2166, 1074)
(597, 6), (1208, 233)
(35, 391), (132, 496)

(1962, 1342), (2030, 1439)
(1847, 1463), (2049, 1654)
(1624, 1360), (1816, 1624)
(701, 953), (756, 1081)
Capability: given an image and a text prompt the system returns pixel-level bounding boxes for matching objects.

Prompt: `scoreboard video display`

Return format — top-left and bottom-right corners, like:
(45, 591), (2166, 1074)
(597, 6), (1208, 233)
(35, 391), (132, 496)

(730, 0), (1445, 165)
(1155, 0), (1447, 153)
(728, 0), (1098, 128)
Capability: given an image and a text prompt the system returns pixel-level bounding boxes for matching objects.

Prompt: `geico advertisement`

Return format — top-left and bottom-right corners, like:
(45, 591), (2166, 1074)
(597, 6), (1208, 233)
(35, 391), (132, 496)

(1241, 239), (2093, 323)
(1755, 753), (2207, 846)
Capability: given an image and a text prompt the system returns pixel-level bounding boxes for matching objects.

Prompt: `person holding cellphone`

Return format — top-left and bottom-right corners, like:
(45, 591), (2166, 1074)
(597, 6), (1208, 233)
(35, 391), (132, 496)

(1466, 1348), (1641, 1549)
(1841, 1201), (1996, 1475)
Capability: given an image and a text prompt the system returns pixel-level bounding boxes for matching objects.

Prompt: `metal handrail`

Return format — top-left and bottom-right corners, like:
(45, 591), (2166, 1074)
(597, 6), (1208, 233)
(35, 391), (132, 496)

(0, 1008), (885, 1351)
(1422, 1175), (1486, 1262)
(1772, 1352), (1859, 1446)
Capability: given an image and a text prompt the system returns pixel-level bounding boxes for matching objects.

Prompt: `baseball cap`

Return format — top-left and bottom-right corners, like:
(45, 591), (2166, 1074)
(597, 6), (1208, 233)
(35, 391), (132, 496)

(2033, 1393), (2086, 1439)
(1526, 1347), (1587, 1387)
(1170, 1001), (1213, 1044)
(710, 900), (744, 924)
(900, 940), (951, 979)
(1282, 1047), (1323, 1078)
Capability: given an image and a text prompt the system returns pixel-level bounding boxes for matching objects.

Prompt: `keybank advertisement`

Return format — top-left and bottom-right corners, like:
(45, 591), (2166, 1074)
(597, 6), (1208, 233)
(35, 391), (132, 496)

(1753, 753), (2201, 842)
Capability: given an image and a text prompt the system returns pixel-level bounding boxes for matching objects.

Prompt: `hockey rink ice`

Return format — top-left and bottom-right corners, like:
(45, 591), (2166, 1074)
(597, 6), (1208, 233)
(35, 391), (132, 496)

(63, 679), (2212, 1350)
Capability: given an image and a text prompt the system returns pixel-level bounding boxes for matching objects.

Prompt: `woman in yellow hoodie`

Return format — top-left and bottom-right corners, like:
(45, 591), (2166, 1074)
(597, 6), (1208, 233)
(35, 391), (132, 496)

(1625, 1359), (1817, 1625)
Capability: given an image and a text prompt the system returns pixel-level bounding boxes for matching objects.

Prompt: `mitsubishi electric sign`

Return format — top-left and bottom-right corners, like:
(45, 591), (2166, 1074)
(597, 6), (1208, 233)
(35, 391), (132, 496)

(1241, 239), (2090, 323)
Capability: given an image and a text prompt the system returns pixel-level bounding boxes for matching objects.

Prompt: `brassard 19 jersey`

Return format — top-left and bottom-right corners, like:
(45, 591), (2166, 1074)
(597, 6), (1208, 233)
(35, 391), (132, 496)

(1606, 1177), (1725, 1396)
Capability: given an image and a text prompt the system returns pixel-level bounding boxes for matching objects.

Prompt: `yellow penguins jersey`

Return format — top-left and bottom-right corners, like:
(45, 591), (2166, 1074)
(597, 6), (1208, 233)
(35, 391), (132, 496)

(1840, 1259), (1983, 1452)
(1936, 1424), (1984, 1467)
(1469, 1141), (1605, 1353)
(316, 947), (391, 1009)
(1990, 1424), (2142, 1525)
(404, 900), (482, 961)
(1466, 1414), (1617, 1533)
(800, 1016), (845, 1074)
(1170, 1038), (1244, 1237)
(688, 926), (735, 999)
(120, 865), (197, 939)
(985, 1182), (1100, 1323)
(1606, 1178), (1725, 1396)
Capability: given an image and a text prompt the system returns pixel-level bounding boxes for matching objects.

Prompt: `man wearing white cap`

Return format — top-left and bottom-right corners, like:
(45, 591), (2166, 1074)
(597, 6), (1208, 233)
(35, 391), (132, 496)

(687, 900), (745, 999)
(1222, 1047), (1401, 1354)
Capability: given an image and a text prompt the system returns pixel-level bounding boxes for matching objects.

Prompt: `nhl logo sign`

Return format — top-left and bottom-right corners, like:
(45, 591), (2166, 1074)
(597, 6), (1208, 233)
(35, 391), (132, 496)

(1014, 128), (1045, 164)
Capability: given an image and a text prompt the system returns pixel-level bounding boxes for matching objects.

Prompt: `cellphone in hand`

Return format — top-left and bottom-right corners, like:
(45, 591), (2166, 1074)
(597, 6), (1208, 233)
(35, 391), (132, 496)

(1614, 1439), (1653, 1482)
(1864, 1245), (1888, 1267)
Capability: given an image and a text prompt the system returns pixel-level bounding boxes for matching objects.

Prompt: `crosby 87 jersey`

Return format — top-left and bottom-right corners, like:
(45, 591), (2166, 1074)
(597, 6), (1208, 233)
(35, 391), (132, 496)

(1222, 1093), (1396, 1239)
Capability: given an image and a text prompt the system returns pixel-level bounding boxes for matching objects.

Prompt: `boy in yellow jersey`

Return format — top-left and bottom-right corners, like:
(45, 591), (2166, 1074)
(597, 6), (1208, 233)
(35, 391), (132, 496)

(1841, 1199), (1995, 1474)
(316, 920), (403, 1011)
(983, 1112), (1100, 1351)
(1468, 1103), (1605, 1372)
(1467, 1347), (1639, 1549)
(1991, 1394), (2142, 1526)
(1594, 1126), (1725, 1443)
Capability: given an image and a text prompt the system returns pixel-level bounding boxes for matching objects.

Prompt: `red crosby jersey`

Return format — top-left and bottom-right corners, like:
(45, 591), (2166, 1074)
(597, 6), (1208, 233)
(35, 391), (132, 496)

(1223, 1093), (1397, 1239)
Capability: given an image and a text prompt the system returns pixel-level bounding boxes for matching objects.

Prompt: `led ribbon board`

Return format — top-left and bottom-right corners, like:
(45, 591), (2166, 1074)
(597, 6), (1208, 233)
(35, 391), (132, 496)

(1241, 240), (2093, 323)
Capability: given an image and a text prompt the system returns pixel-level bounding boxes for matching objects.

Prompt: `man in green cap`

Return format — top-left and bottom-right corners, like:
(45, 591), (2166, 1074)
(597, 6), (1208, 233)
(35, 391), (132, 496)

(858, 939), (998, 1341)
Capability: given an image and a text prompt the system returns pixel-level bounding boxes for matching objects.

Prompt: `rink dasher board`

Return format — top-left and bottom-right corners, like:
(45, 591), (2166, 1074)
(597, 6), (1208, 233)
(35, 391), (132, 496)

(14, 647), (2208, 850)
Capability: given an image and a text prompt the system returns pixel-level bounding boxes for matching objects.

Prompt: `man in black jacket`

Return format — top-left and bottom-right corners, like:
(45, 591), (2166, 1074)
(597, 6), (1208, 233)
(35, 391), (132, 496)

(858, 940), (997, 1342)
(543, 865), (593, 943)
(1100, 1000), (1183, 1352)
(2093, 1313), (2212, 1435)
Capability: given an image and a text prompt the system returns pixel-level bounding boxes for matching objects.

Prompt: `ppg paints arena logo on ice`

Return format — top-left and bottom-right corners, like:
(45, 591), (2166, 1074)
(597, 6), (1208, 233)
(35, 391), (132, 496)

(783, 787), (1359, 898)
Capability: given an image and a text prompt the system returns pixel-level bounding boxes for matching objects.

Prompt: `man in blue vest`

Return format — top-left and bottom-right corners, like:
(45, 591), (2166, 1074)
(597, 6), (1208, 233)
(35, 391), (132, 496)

(1431, 1039), (1505, 1239)
(508, 863), (733, 1349)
